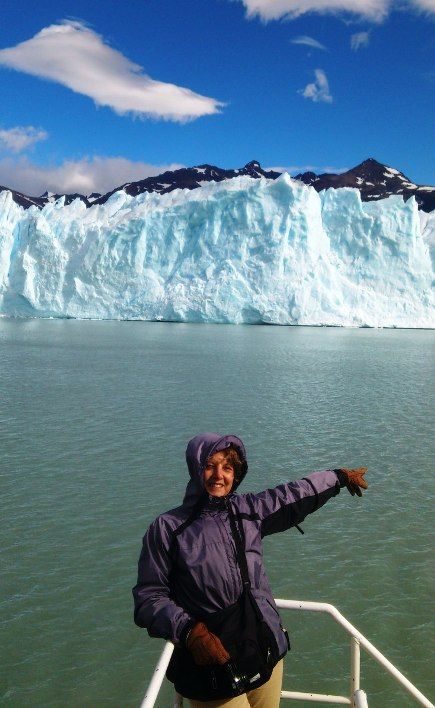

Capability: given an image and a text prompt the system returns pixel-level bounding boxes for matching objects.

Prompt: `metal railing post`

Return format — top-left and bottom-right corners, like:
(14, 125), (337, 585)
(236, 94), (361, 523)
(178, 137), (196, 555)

(353, 689), (369, 708)
(140, 641), (175, 708)
(350, 636), (361, 706)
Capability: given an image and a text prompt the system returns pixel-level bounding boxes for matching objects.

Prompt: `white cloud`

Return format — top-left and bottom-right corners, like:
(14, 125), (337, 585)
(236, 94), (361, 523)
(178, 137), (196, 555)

(408, 0), (435, 12)
(299, 69), (333, 103)
(238, 0), (389, 22)
(350, 31), (370, 50)
(0, 156), (184, 196)
(0, 21), (224, 122)
(291, 35), (327, 50)
(237, 0), (435, 21)
(0, 126), (48, 153)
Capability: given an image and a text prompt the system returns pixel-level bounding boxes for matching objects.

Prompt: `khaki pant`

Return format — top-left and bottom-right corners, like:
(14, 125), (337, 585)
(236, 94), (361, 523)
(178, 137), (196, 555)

(188, 659), (283, 708)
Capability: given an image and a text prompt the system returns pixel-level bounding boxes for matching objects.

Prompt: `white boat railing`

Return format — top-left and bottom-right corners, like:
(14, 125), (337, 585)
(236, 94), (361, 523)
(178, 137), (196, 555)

(140, 599), (434, 708)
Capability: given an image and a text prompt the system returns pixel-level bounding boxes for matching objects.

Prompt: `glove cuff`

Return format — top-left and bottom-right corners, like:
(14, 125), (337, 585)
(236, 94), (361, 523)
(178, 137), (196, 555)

(180, 618), (197, 647)
(334, 469), (348, 488)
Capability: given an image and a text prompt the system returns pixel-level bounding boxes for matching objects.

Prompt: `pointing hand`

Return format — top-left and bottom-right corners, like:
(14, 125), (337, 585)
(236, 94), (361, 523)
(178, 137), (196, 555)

(338, 467), (368, 497)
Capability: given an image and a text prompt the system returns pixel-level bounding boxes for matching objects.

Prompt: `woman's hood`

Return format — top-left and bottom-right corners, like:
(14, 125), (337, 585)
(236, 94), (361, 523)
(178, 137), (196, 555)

(183, 432), (248, 506)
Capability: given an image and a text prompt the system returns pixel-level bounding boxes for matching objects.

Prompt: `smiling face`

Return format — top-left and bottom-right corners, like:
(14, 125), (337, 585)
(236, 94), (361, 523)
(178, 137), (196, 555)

(203, 450), (235, 497)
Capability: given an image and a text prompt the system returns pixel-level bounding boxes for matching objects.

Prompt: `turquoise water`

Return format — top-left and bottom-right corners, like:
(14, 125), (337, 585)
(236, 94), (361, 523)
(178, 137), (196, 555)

(1, 320), (434, 707)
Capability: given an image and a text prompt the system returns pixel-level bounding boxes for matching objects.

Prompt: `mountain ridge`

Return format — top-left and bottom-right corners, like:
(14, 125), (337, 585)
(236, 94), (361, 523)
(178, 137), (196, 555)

(1, 158), (434, 212)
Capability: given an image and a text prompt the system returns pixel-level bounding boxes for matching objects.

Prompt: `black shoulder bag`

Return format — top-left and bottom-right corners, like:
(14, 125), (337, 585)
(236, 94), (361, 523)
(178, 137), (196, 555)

(166, 502), (281, 702)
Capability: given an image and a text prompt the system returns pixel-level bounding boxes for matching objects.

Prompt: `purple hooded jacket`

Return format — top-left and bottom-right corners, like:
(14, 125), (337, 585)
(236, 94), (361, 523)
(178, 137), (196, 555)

(132, 433), (344, 658)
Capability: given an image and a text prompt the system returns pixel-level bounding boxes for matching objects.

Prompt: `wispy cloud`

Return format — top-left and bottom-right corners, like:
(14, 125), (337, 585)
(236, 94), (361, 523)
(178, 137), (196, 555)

(237, 0), (435, 21)
(291, 35), (327, 50)
(0, 156), (184, 196)
(299, 69), (333, 103)
(0, 126), (48, 153)
(408, 0), (435, 13)
(0, 21), (224, 122)
(237, 0), (389, 22)
(350, 31), (370, 50)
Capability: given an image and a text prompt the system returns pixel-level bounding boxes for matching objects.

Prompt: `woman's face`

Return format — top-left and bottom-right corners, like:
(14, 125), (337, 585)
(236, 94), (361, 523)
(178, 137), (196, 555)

(203, 451), (235, 497)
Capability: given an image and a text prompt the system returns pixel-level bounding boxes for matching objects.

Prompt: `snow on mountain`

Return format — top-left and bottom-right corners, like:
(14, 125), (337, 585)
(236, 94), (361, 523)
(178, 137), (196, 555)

(0, 173), (433, 327)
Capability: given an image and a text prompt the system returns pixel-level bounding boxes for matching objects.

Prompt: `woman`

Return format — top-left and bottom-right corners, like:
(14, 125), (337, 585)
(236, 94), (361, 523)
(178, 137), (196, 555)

(133, 432), (367, 707)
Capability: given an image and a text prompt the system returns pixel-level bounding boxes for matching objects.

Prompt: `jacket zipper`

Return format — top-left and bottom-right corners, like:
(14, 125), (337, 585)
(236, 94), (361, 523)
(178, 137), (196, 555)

(223, 499), (243, 597)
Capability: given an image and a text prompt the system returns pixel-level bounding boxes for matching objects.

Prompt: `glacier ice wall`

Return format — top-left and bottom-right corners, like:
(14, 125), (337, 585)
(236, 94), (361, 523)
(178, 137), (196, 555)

(0, 174), (433, 327)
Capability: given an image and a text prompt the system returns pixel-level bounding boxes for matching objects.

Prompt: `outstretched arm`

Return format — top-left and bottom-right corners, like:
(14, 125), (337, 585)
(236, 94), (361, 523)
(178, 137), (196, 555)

(242, 467), (368, 537)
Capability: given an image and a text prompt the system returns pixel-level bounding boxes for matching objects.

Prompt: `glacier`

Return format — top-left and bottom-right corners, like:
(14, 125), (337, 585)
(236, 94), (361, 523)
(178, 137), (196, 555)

(0, 173), (433, 327)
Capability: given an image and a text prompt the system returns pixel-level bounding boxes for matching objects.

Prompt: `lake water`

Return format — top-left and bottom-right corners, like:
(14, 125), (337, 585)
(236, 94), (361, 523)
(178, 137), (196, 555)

(1, 320), (434, 707)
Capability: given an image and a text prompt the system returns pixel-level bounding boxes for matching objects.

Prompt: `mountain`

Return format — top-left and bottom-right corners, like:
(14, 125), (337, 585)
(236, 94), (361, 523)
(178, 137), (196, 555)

(0, 161), (279, 211)
(0, 186), (89, 210)
(0, 159), (433, 212)
(91, 160), (281, 205)
(295, 158), (435, 213)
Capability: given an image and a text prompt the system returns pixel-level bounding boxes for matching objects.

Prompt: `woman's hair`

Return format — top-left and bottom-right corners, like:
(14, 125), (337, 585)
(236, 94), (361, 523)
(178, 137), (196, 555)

(222, 445), (244, 482)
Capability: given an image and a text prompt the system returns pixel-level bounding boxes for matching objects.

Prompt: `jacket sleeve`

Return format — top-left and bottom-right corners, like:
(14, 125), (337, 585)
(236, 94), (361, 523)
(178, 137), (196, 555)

(132, 516), (195, 644)
(244, 469), (343, 537)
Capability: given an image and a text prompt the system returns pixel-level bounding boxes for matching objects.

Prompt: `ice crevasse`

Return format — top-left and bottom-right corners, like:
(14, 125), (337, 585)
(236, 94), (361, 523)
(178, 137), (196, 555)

(0, 173), (433, 327)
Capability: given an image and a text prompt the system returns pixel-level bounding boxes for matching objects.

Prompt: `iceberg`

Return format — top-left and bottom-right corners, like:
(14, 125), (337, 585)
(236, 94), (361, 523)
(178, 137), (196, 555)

(0, 174), (433, 327)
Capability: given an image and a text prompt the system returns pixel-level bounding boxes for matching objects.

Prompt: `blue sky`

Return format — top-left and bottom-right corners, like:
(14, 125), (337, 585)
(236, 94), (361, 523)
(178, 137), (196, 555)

(0, 0), (434, 195)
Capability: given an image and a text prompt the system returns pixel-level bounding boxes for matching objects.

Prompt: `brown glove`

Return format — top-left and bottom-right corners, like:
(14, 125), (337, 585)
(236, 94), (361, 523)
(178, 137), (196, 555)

(186, 622), (230, 666)
(339, 467), (368, 496)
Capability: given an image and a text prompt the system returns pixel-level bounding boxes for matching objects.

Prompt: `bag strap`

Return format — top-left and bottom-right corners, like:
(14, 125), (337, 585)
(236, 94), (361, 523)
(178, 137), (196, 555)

(226, 501), (251, 588)
(226, 501), (267, 624)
